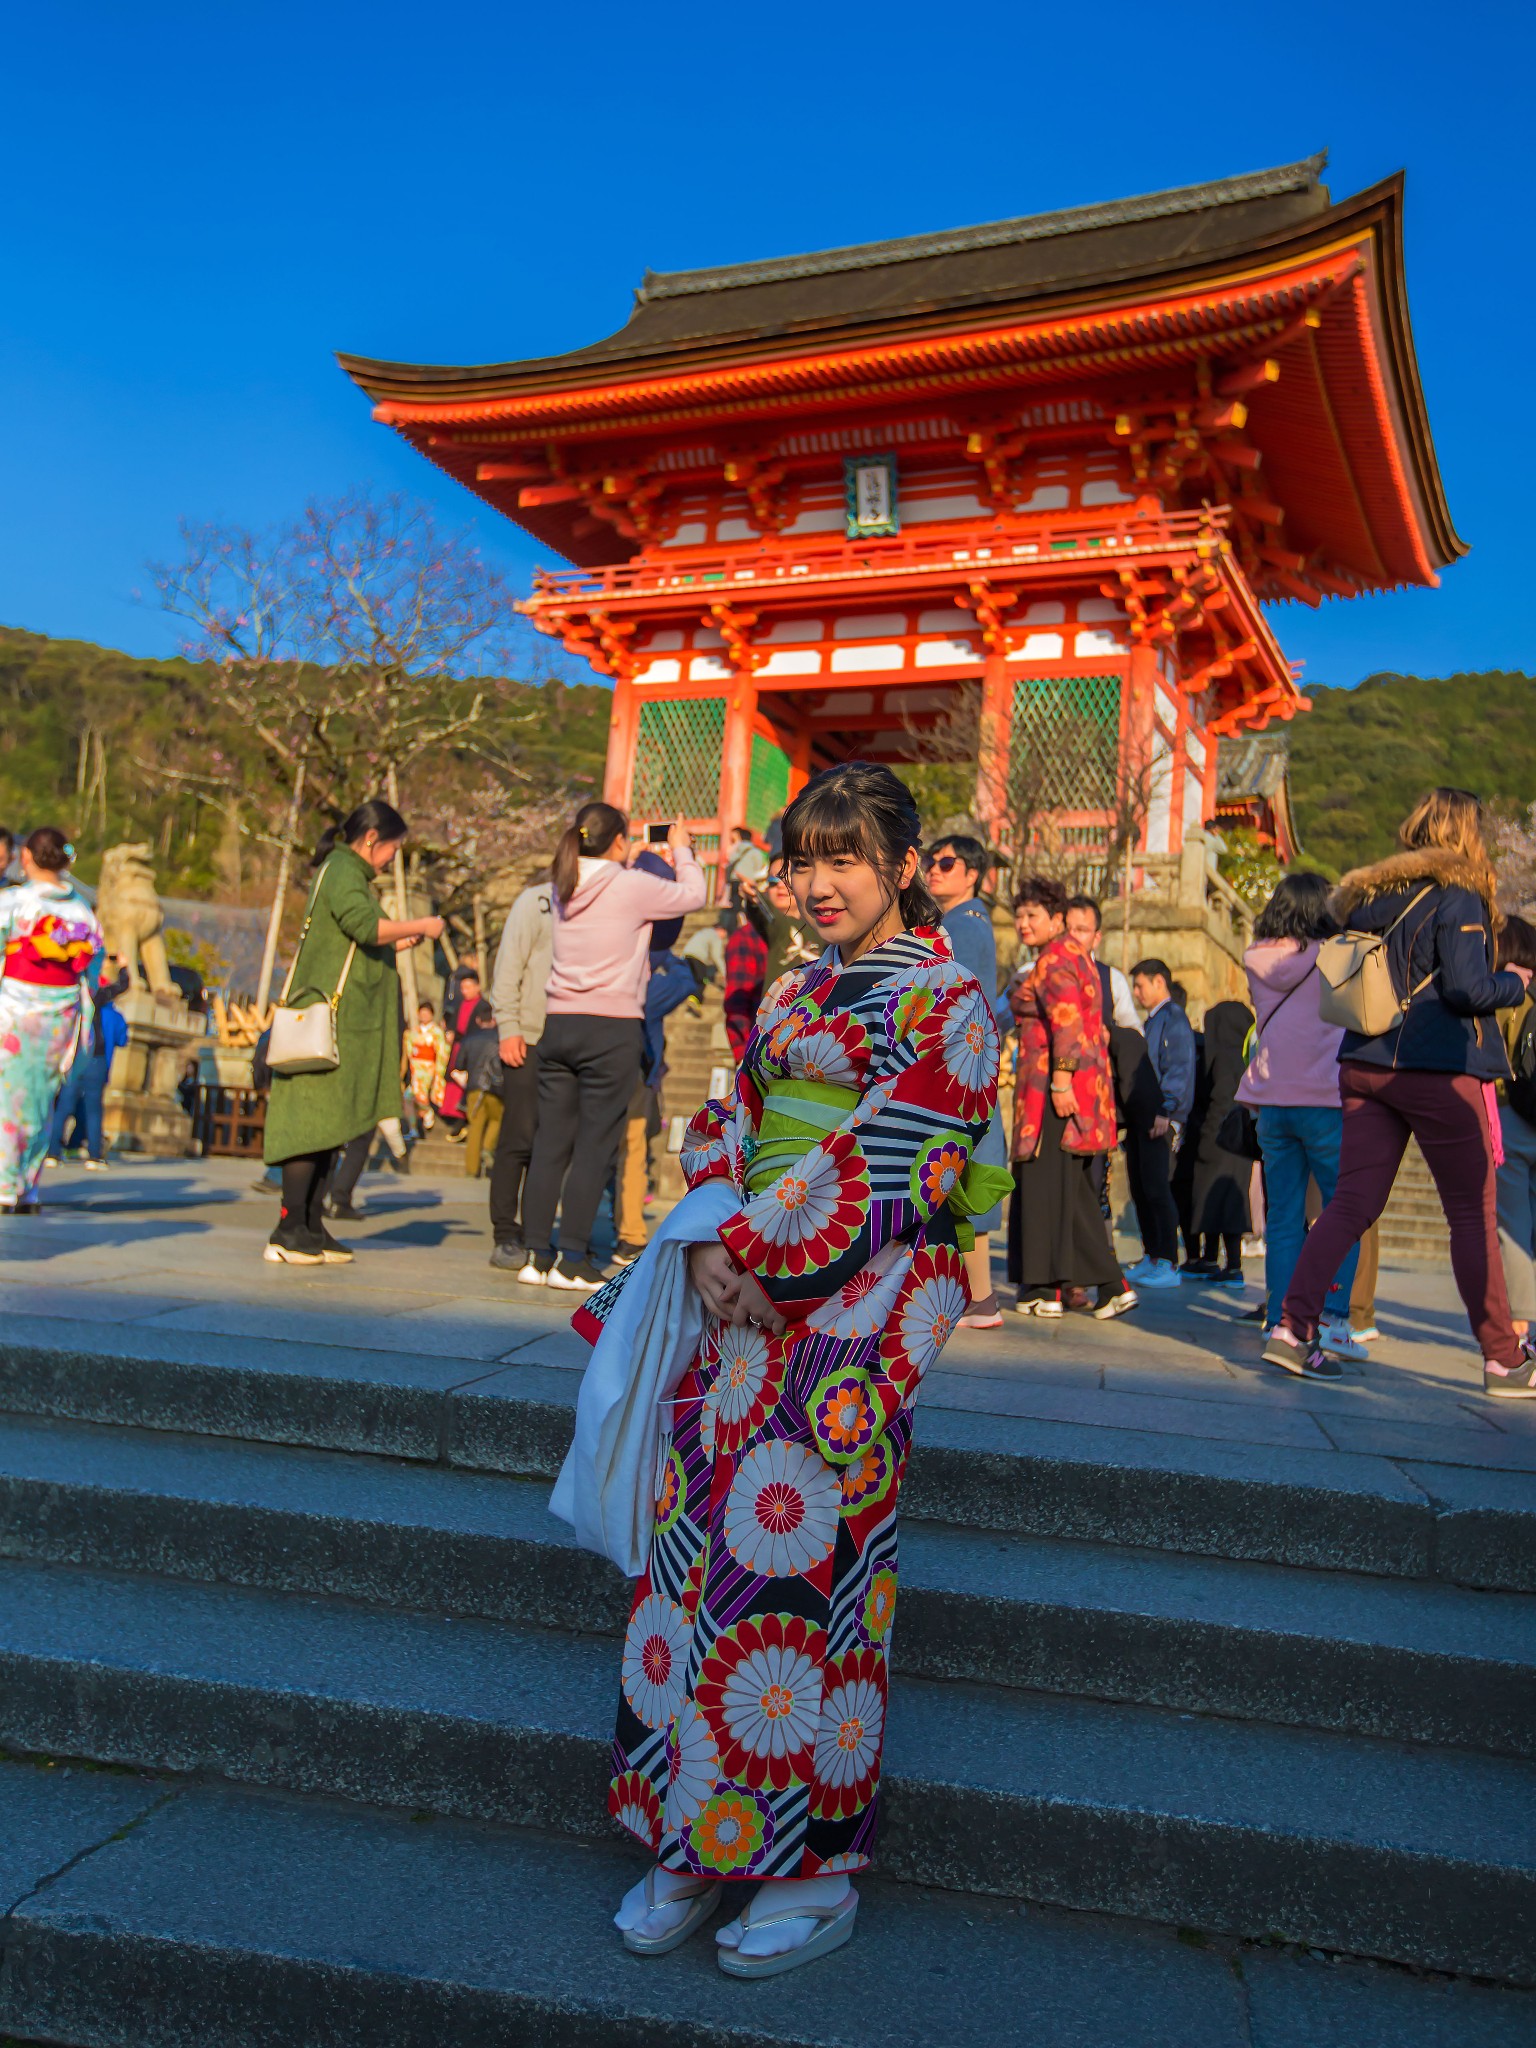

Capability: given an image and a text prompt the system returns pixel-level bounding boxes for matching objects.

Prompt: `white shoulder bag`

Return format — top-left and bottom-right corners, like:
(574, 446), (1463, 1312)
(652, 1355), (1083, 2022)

(266, 861), (359, 1076)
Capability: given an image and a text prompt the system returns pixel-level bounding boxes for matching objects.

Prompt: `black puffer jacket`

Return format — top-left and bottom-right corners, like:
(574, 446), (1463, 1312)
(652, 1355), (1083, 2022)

(1330, 849), (1523, 1080)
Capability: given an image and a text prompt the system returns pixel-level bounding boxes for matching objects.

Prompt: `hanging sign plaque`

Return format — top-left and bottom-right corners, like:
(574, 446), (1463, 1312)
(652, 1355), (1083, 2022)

(844, 453), (900, 538)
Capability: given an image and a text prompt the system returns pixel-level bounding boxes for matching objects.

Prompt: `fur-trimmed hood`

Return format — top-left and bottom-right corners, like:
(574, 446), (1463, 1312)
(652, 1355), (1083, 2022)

(1332, 847), (1499, 922)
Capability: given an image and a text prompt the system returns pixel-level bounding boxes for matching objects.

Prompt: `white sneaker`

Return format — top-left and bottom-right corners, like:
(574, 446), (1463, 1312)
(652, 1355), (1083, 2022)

(1014, 1296), (1063, 1317)
(1093, 1288), (1139, 1320)
(1135, 1260), (1182, 1289)
(516, 1258), (549, 1286)
(1319, 1319), (1368, 1362)
(82, 1158), (109, 1173)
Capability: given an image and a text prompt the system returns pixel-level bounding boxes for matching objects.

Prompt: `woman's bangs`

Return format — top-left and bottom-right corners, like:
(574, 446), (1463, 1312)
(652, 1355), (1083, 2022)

(780, 787), (881, 867)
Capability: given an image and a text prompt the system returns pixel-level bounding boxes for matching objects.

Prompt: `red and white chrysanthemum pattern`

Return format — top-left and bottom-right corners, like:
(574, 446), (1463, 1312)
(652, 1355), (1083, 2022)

(781, 1008), (869, 1090)
(609, 1768), (662, 1848)
(721, 1128), (868, 1280)
(694, 1612), (825, 1791)
(723, 1438), (840, 1580)
(912, 983), (999, 1123)
(811, 1648), (887, 1819)
(805, 1241), (912, 1340)
(621, 1591), (691, 1730)
(880, 1242), (968, 1395)
(704, 1323), (785, 1458)
(663, 1701), (719, 1834)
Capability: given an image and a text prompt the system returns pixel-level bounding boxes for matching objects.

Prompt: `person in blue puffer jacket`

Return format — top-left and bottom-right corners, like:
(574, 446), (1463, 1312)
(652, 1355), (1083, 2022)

(1266, 788), (1535, 1397)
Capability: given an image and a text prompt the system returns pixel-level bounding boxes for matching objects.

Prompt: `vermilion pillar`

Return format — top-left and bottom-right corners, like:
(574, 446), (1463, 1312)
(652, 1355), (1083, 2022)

(717, 670), (758, 839)
(975, 654), (1013, 843)
(604, 675), (637, 810)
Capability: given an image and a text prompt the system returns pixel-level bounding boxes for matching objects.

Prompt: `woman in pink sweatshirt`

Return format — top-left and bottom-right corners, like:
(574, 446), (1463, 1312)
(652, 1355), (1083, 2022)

(518, 802), (706, 1291)
(1236, 872), (1360, 1356)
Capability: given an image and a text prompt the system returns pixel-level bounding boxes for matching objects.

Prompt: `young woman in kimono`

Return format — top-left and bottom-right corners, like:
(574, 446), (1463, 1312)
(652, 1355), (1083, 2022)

(606, 762), (1007, 1976)
(0, 827), (102, 1213)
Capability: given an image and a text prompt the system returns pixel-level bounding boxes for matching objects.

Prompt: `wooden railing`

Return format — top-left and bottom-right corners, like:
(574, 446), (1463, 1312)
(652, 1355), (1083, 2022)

(522, 508), (1228, 607)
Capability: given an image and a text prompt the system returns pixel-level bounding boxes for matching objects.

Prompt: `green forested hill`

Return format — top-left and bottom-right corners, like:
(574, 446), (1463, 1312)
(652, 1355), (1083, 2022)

(0, 624), (612, 898)
(1288, 670), (1536, 875)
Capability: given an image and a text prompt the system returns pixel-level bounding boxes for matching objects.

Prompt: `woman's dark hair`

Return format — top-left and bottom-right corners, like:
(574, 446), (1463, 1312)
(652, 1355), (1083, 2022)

(313, 799), (408, 868)
(552, 801), (628, 906)
(928, 833), (989, 893)
(779, 762), (939, 930)
(1252, 871), (1339, 945)
(1498, 914), (1536, 975)
(1012, 872), (1067, 919)
(24, 826), (72, 873)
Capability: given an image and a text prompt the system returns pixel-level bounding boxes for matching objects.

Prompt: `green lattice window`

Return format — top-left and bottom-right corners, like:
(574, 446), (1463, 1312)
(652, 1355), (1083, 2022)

(747, 735), (791, 833)
(1010, 673), (1121, 817)
(632, 698), (727, 818)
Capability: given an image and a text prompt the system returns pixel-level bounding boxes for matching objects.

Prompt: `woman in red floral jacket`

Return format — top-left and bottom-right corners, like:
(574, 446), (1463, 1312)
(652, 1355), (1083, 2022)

(1007, 874), (1136, 1319)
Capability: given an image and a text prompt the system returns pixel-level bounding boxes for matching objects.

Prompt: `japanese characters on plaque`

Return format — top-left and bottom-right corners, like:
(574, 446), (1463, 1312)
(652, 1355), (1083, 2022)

(844, 453), (900, 538)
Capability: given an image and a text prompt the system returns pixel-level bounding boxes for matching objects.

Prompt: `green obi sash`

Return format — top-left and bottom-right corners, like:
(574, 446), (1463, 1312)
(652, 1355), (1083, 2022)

(745, 1076), (1012, 1250)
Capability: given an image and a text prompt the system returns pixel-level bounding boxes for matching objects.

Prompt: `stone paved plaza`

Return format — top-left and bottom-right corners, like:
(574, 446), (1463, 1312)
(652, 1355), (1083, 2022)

(11, 1153), (1535, 1483)
(0, 1153), (1532, 2046)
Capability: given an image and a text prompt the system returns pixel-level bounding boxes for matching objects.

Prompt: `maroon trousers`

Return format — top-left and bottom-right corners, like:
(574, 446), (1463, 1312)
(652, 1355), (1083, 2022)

(1281, 1062), (1520, 1370)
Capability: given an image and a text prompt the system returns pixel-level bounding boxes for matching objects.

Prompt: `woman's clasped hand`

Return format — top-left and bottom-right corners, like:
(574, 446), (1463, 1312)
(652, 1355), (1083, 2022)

(686, 1240), (787, 1333)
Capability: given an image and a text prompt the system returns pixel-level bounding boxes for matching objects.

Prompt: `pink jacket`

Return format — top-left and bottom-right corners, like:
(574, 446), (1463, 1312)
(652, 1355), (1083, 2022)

(546, 848), (707, 1019)
(1235, 939), (1343, 1110)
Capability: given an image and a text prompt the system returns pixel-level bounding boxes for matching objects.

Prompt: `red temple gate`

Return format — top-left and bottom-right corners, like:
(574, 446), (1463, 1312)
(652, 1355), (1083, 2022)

(342, 155), (1459, 893)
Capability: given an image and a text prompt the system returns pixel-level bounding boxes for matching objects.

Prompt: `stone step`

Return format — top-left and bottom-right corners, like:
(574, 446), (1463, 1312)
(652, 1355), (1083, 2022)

(0, 1559), (1532, 1981)
(1, 1412), (1531, 1759)
(5, 1763), (1529, 2048)
(4, 1322), (1534, 1590)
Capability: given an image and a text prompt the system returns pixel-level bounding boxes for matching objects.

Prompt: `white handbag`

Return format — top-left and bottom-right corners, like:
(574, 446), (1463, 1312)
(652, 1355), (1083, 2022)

(266, 862), (358, 1077)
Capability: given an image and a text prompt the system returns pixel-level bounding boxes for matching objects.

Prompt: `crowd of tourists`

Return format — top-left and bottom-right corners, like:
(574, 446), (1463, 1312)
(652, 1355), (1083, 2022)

(7, 768), (1536, 1981)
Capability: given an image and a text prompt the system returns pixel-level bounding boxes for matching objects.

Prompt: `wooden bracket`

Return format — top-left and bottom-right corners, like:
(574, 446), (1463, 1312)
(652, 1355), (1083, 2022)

(721, 451), (798, 534)
(708, 604), (767, 675)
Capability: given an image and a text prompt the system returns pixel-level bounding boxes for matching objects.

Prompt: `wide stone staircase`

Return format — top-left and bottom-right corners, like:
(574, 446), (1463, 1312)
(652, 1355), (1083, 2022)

(0, 1319), (1532, 2045)
(1376, 1139), (1453, 1269)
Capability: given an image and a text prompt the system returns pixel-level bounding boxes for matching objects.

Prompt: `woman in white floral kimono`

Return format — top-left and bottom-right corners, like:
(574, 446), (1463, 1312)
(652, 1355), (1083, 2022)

(0, 828), (102, 1213)
(595, 763), (1007, 1977)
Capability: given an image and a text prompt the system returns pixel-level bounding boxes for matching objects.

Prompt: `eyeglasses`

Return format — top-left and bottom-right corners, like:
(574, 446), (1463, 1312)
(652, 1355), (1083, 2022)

(923, 854), (968, 874)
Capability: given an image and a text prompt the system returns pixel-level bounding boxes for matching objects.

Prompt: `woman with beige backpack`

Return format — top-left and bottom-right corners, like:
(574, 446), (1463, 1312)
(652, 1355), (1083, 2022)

(1264, 789), (1534, 1397)
(262, 800), (443, 1265)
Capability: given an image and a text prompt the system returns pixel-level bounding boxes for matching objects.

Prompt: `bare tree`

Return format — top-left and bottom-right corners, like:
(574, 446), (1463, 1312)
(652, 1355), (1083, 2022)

(1491, 802), (1536, 916)
(284, 494), (514, 1011)
(151, 493), (516, 1010)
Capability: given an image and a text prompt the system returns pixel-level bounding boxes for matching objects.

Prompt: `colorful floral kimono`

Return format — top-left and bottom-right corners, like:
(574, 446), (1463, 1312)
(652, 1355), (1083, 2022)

(0, 877), (102, 1205)
(1009, 932), (1116, 1161)
(597, 926), (1004, 1882)
(406, 1019), (449, 1117)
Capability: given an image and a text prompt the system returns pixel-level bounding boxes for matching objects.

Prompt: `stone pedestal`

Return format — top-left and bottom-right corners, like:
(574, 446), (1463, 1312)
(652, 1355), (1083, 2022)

(104, 989), (207, 1156)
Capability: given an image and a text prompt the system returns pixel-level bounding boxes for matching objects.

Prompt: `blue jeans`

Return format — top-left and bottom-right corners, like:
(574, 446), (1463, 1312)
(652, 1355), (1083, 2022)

(50, 1050), (109, 1161)
(1256, 1104), (1358, 1327)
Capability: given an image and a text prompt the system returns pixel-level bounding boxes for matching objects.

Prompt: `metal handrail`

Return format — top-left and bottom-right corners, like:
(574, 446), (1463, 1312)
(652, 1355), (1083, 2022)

(521, 507), (1229, 608)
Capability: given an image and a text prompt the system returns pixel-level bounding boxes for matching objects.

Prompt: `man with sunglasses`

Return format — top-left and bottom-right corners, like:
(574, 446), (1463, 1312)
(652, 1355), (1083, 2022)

(922, 834), (1006, 1326)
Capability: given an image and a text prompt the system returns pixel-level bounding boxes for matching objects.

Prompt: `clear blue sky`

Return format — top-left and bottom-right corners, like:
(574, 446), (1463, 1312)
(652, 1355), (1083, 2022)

(3, 1), (1530, 690)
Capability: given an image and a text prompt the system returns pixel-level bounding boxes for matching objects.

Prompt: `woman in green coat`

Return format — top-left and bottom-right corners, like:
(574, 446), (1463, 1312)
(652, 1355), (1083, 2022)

(264, 800), (443, 1265)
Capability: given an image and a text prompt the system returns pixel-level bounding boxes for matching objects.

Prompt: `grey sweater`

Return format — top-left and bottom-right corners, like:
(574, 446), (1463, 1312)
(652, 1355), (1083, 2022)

(491, 883), (554, 1043)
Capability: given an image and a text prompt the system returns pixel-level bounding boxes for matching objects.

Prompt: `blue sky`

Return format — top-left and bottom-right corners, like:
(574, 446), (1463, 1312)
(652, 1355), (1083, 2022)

(2, 1), (1529, 690)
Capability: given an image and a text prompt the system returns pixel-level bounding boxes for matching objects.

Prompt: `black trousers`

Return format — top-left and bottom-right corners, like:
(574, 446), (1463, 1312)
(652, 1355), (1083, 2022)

(520, 1016), (643, 1260)
(489, 1045), (541, 1245)
(327, 1130), (372, 1206)
(1126, 1128), (1180, 1263)
(1007, 1109), (1123, 1297)
(275, 1147), (336, 1245)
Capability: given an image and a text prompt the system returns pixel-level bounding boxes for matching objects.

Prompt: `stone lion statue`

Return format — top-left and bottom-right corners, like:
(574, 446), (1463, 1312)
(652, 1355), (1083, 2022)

(97, 842), (177, 994)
